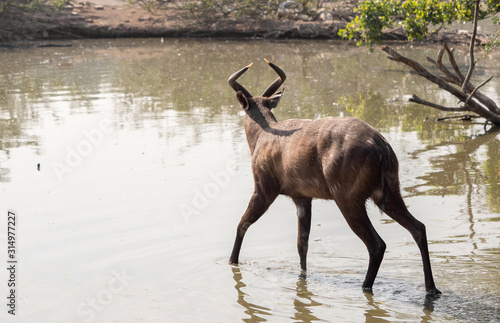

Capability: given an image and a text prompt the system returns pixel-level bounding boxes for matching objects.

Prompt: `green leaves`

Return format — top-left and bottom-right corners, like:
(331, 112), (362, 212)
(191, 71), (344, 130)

(485, 15), (500, 54)
(339, 0), (399, 48)
(339, 0), (498, 48)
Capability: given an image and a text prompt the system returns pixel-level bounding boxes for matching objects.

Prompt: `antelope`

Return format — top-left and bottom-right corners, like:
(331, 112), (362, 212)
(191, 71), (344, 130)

(227, 59), (441, 297)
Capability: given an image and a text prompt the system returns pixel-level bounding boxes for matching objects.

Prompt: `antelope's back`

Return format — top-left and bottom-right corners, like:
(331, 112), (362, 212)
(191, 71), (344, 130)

(257, 117), (397, 200)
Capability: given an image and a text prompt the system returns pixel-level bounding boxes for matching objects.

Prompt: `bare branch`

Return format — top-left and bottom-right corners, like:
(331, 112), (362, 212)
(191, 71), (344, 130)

(436, 46), (445, 66)
(461, 0), (480, 92)
(425, 57), (455, 83)
(426, 46), (462, 85)
(441, 43), (500, 114)
(409, 95), (467, 112)
(464, 75), (494, 107)
(381, 45), (500, 125)
(471, 87), (500, 114)
(443, 44), (464, 81)
(382, 45), (468, 101)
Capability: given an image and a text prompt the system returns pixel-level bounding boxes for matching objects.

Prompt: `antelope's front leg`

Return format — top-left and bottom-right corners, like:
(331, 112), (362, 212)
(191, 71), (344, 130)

(293, 197), (312, 272)
(230, 191), (278, 265)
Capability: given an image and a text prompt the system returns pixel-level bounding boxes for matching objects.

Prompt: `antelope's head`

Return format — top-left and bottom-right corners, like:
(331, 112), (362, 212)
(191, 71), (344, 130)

(228, 59), (286, 117)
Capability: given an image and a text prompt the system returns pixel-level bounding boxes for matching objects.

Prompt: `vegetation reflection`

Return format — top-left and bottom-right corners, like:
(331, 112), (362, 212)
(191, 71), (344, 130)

(0, 39), (499, 211)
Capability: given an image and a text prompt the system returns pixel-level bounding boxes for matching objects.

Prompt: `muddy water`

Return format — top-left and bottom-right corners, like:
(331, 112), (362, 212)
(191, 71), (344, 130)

(0, 39), (499, 322)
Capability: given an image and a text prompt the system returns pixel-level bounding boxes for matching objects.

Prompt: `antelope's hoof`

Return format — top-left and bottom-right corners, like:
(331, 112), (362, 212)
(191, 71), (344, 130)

(362, 286), (373, 294)
(426, 288), (442, 300)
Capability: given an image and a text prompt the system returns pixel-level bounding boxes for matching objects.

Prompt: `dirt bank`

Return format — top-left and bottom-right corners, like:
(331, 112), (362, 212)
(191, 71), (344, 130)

(0, 0), (354, 42)
(0, 0), (486, 44)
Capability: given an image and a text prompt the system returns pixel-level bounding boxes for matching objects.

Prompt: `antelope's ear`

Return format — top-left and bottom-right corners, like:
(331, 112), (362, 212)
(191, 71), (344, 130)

(268, 89), (284, 110)
(236, 91), (249, 110)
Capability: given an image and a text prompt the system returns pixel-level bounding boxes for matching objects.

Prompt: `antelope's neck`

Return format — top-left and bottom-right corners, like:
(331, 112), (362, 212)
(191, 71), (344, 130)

(244, 111), (278, 154)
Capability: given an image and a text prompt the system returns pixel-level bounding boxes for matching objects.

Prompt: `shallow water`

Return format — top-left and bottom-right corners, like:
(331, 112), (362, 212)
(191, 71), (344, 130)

(0, 38), (499, 322)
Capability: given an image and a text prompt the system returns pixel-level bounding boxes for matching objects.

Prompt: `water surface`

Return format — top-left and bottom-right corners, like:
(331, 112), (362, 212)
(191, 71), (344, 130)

(0, 38), (499, 322)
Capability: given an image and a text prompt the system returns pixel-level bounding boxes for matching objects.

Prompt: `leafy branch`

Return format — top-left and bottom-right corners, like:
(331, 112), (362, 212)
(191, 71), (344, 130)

(339, 0), (500, 48)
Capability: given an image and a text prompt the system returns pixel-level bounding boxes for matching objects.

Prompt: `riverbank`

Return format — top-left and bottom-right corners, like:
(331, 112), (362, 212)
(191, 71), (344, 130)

(0, 0), (489, 44)
(1, 0), (350, 42)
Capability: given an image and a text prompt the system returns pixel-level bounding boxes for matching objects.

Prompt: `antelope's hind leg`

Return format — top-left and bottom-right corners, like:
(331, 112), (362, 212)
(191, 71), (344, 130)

(378, 189), (441, 297)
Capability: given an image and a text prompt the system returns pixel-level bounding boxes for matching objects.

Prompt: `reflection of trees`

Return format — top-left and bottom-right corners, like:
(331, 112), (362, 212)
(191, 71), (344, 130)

(1, 39), (499, 185)
(1, 40), (497, 125)
(0, 84), (27, 182)
(0, 44), (127, 182)
(406, 127), (500, 214)
(484, 139), (500, 213)
(337, 88), (443, 130)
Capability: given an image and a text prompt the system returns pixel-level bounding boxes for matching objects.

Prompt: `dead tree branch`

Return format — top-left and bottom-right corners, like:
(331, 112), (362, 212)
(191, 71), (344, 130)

(465, 76), (493, 106)
(380, 0), (500, 126)
(462, 0), (480, 93)
(409, 95), (467, 112)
